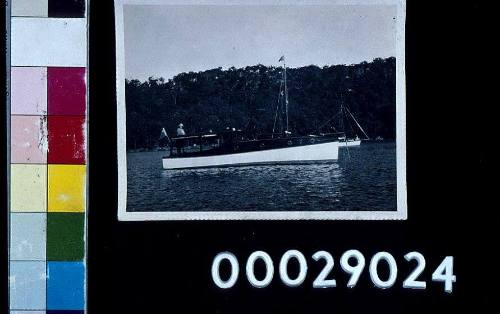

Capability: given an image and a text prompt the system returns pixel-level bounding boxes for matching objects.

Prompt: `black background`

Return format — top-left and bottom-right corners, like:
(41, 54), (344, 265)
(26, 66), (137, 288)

(1, 1), (493, 313)
(88, 1), (492, 313)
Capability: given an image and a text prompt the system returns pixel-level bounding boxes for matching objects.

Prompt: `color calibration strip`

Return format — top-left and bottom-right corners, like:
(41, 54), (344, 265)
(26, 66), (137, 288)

(9, 1), (87, 313)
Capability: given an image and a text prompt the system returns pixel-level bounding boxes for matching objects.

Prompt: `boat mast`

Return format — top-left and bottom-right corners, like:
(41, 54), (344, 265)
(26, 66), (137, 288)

(283, 57), (289, 134)
(339, 91), (345, 137)
(278, 55), (289, 134)
(344, 105), (370, 140)
(340, 90), (369, 140)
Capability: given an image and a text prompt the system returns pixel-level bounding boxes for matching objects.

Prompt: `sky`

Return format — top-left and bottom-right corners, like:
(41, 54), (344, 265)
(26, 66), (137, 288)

(124, 4), (397, 81)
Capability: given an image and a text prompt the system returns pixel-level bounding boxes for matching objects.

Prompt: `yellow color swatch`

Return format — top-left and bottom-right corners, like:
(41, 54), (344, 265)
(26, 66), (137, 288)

(48, 164), (86, 212)
(11, 164), (47, 212)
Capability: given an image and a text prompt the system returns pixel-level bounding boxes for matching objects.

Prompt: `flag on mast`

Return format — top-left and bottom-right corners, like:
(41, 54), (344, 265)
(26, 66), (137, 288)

(278, 55), (285, 62)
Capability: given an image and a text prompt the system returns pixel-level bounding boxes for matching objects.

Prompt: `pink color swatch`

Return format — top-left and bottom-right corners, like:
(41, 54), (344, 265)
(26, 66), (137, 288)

(11, 67), (47, 115)
(11, 115), (48, 164)
(48, 67), (86, 116)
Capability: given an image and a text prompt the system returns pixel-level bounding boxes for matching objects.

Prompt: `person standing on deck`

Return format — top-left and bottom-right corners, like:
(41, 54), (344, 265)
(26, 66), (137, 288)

(177, 123), (186, 136)
(176, 123), (186, 154)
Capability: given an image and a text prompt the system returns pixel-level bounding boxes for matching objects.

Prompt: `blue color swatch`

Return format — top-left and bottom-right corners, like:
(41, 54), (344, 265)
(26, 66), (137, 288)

(10, 213), (47, 260)
(47, 262), (85, 310)
(9, 261), (46, 310)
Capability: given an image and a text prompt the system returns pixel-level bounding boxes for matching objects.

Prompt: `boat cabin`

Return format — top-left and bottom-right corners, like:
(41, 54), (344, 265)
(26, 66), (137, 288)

(168, 129), (345, 159)
(169, 130), (245, 157)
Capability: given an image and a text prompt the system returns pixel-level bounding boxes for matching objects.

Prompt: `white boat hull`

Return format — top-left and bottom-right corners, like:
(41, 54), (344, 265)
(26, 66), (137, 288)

(339, 140), (361, 147)
(162, 141), (340, 169)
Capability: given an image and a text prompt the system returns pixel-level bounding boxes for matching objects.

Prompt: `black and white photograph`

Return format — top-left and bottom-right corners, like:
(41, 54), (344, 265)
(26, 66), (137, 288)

(115, 0), (407, 220)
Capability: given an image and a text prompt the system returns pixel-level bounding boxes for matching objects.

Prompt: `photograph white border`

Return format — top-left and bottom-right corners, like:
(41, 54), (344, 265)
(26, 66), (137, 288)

(116, 0), (407, 221)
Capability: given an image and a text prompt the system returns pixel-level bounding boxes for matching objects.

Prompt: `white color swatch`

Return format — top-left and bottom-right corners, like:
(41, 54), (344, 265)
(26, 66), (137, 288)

(11, 0), (48, 17)
(11, 18), (87, 67)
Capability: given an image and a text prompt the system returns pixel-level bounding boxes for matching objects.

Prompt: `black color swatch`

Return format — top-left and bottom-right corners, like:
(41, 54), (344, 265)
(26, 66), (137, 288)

(48, 0), (86, 18)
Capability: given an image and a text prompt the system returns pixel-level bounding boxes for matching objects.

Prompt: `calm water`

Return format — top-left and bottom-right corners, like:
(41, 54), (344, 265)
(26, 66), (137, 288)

(127, 142), (397, 212)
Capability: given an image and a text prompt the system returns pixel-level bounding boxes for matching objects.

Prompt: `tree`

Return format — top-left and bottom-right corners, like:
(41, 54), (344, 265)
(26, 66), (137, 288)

(125, 57), (396, 150)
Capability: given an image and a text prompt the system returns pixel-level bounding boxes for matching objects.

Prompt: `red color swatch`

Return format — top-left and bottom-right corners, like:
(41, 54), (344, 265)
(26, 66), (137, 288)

(48, 116), (86, 164)
(48, 67), (86, 116)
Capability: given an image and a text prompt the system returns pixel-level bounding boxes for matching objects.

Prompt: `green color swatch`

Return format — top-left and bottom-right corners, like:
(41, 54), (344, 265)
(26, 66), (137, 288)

(47, 213), (84, 261)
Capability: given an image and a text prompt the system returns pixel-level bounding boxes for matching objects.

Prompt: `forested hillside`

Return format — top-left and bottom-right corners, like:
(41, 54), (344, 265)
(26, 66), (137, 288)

(126, 57), (395, 150)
